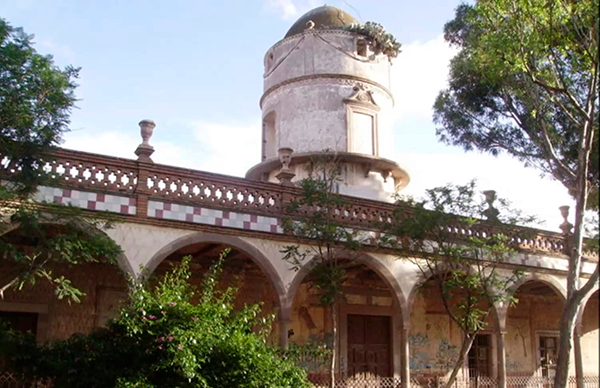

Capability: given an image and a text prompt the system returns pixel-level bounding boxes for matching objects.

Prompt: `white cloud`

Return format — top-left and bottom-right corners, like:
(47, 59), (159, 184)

(396, 152), (574, 232)
(185, 119), (261, 177)
(264, 0), (320, 21)
(264, 0), (299, 20)
(392, 34), (457, 120)
(62, 119), (261, 179)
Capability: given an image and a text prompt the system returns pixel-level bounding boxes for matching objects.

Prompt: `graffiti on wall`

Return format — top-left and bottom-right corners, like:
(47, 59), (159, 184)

(435, 339), (459, 371)
(409, 332), (431, 371)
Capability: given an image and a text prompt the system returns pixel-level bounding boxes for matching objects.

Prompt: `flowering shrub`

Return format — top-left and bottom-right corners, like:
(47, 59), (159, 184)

(0, 250), (308, 388)
(344, 21), (401, 61)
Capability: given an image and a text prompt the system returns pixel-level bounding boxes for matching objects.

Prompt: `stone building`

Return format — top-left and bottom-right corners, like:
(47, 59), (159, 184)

(0, 6), (598, 388)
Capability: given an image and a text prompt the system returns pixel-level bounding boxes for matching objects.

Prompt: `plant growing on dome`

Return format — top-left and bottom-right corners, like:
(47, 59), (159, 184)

(345, 21), (401, 61)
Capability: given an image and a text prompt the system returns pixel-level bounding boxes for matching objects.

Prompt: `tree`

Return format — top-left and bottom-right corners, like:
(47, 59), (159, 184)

(380, 181), (531, 387)
(433, 1), (598, 386)
(0, 18), (121, 302)
(0, 250), (308, 388)
(281, 153), (365, 388)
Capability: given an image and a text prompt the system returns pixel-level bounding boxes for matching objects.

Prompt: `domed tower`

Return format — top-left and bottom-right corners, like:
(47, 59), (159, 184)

(245, 5), (409, 202)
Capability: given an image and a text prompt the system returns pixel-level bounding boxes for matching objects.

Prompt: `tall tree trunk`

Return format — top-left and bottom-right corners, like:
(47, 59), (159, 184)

(554, 113), (596, 388)
(554, 297), (581, 388)
(554, 265), (599, 388)
(445, 335), (475, 388)
(330, 303), (337, 388)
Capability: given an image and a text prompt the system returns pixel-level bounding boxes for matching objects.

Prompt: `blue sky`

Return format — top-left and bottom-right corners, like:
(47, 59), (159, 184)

(1, 0), (574, 231)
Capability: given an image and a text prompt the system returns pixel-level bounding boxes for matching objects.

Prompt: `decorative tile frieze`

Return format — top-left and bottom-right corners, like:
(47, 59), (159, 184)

(147, 200), (283, 234)
(35, 186), (137, 215)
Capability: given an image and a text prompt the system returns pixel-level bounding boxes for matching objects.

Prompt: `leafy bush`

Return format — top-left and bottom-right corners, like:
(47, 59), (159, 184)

(0, 250), (308, 388)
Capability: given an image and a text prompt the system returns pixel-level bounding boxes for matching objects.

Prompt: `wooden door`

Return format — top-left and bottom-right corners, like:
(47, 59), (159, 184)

(347, 314), (391, 378)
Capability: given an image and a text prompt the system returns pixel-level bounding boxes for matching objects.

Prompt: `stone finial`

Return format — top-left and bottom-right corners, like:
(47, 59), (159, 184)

(135, 119), (156, 162)
(482, 190), (500, 222)
(275, 147), (295, 186)
(559, 205), (573, 234)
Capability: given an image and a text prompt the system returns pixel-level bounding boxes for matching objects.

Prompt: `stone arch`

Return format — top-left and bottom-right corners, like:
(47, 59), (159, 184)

(579, 286), (600, 317)
(0, 220), (133, 276)
(286, 251), (408, 379)
(144, 232), (286, 316)
(286, 251), (408, 321)
(404, 261), (465, 315)
(577, 286), (600, 331)
(508, 273), (567, 301)
(489, 273), (567, 332)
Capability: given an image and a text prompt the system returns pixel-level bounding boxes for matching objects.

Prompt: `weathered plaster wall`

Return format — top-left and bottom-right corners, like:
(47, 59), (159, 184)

(288, 266), (397, 375)
(0, 261), (127, 341)
(408, 285), (477, 378)
(505, 292), (563, 375)
(581, 296), (599, 375)
(268, 161), (398, 203)
(261, 82), (393, 155)
(264, 32), (391, 91)
(107, 222), (194, 277)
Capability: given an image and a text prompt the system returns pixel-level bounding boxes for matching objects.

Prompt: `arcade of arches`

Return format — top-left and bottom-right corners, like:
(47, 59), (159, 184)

(1, 232), (598, 384)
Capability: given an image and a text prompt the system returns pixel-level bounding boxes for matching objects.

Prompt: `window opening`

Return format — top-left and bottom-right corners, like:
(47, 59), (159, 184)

(351, 112), (374, 155)
(0, 311), (38, 336)
(357, 39), (367, 57)
(539, 336), (558, 378)
(468, 334), (492, 382)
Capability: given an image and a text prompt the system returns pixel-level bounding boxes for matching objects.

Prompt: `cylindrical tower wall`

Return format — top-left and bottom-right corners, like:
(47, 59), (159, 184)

(263, 31), (391, 91)
(261, 30), (395, 161)
(248, 21), (409, 202)
(262, 81), (393, 156)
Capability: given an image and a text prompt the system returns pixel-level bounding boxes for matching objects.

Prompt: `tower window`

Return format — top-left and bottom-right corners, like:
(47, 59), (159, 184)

(262, 111), (276, 161)
(351, 112), (374, 155)
(357, 39), (367, 57)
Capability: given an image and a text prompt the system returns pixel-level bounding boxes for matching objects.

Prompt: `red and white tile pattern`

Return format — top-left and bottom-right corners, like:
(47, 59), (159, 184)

(36, 186), (137, 215)
(148, 200), (283, 233)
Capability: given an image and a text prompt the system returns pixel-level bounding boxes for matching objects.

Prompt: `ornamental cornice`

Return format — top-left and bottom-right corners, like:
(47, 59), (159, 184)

(260, 73), (394, 109)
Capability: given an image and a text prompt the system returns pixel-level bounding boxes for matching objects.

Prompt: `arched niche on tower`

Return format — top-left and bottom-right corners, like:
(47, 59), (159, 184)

(262, 111), (277, 161)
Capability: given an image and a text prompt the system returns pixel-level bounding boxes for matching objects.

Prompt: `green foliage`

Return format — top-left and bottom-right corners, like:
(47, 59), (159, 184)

(0, 18), (121, 302)
(344, 22), (402, 62)
(0, 250), (308, 388)
(433, 0), (598, 209)
(281, 153), (370, 386)
(280, 342), (331, 366)
(381, 181), (529, 384)
(0, 18), (79, 196)
(281, 154), (364, 307)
